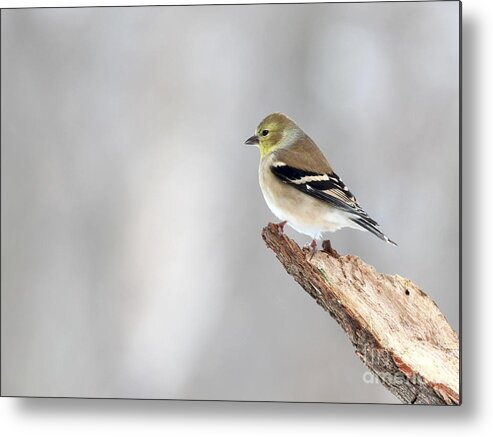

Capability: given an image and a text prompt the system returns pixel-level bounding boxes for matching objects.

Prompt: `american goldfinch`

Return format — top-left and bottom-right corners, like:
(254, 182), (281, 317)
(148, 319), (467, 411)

(245, 113), (396, 253)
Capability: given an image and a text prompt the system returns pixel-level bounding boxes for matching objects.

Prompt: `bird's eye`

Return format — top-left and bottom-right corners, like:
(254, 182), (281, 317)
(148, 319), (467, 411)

(261, 129), (269, 137)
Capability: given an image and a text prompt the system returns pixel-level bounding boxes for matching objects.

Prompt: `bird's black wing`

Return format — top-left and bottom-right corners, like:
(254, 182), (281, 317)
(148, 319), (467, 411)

(270, 161), (379, 226)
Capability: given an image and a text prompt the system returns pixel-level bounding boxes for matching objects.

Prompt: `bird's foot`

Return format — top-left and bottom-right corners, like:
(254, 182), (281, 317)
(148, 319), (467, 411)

(274, 220), (287, 235)
(322, 239), (339, 258)
(306, 239), (317, 260)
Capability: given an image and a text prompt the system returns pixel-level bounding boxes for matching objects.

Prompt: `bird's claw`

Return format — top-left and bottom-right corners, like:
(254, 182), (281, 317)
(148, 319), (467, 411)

(305, 239), (339, 260)
(306, 239), (317, 260)
(322, 239), (339, 258)
(274, 220), (287, 235)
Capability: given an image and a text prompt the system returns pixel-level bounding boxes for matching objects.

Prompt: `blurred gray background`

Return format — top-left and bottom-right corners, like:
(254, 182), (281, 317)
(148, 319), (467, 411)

(1, 2), (459, 403)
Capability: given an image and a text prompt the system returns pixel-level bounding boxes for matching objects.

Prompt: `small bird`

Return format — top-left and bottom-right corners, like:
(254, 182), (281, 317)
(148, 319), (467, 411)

(245, 113), (396, 254)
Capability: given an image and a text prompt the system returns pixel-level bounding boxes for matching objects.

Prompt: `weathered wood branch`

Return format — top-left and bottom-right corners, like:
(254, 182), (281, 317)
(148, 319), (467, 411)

(262, 223), (460, 405)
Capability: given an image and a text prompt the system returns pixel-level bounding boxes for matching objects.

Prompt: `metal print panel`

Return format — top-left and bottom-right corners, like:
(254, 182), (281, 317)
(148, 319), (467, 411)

(1, 1), (460, 404)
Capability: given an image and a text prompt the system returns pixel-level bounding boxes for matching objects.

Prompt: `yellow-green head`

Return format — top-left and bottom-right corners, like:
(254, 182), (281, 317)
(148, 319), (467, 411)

(244, 113), (301, 157)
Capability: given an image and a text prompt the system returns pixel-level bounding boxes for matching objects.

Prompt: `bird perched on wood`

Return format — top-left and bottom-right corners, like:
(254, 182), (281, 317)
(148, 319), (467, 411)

(245, 112), (396, 256)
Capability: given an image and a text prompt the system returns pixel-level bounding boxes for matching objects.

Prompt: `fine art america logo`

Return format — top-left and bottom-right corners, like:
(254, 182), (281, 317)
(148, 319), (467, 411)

(361, 346), (425, 386)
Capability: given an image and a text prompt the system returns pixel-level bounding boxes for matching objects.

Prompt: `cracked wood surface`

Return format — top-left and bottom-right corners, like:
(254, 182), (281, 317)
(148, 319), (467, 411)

(262, 223), (460, 405)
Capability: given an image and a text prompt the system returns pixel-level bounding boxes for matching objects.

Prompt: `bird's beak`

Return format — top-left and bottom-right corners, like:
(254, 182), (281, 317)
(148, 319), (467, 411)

(244, 135), (259, 146)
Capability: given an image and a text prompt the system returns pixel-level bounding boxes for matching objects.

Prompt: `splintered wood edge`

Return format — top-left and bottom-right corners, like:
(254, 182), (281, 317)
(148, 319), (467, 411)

(262, 223), (460, 405)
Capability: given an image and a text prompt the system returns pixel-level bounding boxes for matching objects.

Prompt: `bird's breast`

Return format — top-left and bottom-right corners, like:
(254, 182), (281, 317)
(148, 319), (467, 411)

(258, 158), (288, 221)
(258, 156), (355, 238)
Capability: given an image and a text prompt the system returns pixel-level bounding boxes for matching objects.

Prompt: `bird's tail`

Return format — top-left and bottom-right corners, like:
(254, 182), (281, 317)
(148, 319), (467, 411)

(351, 217), (397, 246)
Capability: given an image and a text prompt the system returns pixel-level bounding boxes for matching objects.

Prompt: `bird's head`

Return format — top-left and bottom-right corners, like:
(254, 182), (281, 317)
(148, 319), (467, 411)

(244, 113), (301, 157)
